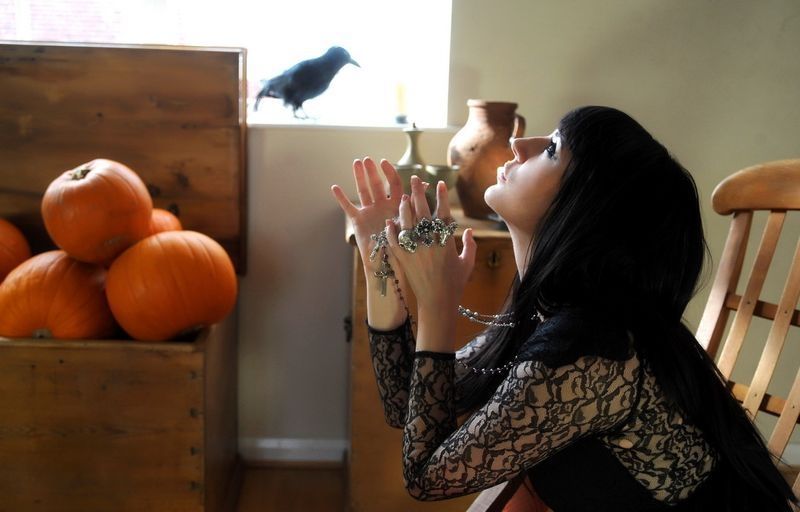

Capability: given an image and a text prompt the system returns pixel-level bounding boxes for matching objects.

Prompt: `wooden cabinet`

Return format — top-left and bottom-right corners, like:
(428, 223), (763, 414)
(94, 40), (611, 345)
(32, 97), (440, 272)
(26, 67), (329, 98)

(345, 211), (515, 512)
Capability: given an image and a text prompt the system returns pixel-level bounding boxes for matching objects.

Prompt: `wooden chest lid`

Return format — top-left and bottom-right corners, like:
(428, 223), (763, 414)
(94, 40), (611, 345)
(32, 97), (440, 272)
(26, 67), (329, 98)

(0, 42), (248, 274)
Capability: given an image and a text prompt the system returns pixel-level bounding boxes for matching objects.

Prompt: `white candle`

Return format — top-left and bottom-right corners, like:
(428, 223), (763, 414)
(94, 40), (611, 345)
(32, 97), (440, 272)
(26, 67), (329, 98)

(396, 83), (407, 116)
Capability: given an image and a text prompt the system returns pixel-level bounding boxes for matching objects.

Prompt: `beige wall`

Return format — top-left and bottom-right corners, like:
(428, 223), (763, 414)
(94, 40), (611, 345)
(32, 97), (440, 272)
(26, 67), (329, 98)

(240, 126), (455, 460)
(238, 0), (800, 461)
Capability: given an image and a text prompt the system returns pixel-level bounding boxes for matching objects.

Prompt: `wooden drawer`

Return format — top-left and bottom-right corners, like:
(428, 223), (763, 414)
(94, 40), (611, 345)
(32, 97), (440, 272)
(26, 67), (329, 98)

(346, 212), (515, 512)
(0, 313), (241, 512)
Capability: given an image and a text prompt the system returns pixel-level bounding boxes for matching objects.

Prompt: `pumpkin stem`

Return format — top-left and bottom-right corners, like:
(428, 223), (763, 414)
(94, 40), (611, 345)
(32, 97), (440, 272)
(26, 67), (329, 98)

(32, 328), (53, 339)
(71, 167), (92, 180)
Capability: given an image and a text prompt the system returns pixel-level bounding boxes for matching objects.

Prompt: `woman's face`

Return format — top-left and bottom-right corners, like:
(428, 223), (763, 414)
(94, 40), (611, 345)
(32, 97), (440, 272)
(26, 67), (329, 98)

(484, 130), (571, 235)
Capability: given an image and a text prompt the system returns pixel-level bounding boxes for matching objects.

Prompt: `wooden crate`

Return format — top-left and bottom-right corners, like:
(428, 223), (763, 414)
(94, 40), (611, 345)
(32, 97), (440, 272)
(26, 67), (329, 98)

(0, 42), (247, 511)
(0, 312), (241, 512)
(0, 41), (248, 272)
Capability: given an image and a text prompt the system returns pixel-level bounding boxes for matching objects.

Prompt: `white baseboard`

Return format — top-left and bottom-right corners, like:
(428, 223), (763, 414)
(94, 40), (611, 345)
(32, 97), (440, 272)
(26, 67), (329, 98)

(240, 437), (349, 463)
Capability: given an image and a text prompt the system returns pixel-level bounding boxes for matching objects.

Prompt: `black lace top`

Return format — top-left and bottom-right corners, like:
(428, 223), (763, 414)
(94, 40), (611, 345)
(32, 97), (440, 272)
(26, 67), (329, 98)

(368, 309), (720, 511)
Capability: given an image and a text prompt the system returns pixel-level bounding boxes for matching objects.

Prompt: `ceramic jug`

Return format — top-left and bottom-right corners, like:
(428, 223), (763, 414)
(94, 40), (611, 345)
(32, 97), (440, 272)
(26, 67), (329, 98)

(447, 100), (525, 219)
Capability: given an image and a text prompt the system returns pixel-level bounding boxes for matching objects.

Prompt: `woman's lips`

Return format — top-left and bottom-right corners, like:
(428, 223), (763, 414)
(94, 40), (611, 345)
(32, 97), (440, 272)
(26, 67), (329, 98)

(497, 167), (507, 184)
(499, 160), (517, 184)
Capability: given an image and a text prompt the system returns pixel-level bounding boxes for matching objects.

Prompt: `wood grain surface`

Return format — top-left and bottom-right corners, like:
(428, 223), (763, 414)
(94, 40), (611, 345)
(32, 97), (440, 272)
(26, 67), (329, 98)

(237, 467), (344, 512)
(0, 336), (205, 511)
(0, 312), (241, 512)
(0, 42), (247, 273)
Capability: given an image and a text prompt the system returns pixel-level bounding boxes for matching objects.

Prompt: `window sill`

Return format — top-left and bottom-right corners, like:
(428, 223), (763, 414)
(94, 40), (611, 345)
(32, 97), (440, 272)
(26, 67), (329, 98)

(246, 120), (459, 132)
(246, 104), (456, 132)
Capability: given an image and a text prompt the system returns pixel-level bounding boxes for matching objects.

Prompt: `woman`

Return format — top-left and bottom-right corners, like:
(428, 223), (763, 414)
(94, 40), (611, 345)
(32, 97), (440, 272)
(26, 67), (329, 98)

(331, 106), (798, 511)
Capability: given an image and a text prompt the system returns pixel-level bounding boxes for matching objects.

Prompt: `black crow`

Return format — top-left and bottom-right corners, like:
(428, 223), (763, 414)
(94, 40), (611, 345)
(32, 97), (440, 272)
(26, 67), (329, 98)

(254, 46), (360, 118)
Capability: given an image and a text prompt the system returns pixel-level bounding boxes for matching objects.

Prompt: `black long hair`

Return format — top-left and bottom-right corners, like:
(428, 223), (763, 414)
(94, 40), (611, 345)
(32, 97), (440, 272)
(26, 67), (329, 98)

(456, 106), (798, 509)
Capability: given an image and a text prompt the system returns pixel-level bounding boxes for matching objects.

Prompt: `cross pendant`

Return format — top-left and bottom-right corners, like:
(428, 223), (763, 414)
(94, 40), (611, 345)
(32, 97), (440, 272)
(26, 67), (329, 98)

(373, 260), (394, 297)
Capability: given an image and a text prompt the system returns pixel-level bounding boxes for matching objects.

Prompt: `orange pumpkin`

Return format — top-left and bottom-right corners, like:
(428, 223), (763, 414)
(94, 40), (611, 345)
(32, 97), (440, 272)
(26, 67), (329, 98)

(148, 208), (183, 235)
(0, 250), (117, 339)
(106, 231), (237, 341)
(0, 218), (31, 282)
(41, 159), (153, 266)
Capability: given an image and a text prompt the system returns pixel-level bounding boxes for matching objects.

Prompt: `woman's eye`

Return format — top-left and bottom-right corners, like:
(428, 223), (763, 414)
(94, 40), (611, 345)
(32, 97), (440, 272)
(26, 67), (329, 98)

(545, 140), (557, 159)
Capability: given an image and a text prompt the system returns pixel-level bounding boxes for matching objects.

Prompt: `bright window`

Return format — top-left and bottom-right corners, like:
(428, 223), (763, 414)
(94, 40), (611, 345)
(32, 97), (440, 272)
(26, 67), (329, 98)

(0, 0), (452, 127)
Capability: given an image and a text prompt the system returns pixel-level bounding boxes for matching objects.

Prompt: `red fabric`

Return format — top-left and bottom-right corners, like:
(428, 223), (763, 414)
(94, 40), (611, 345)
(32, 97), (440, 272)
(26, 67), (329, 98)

(503, 477), (550, 512)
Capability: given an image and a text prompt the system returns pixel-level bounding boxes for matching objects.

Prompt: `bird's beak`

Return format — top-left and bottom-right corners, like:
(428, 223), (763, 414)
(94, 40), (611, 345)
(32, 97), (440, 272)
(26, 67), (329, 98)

(350, 58), (361, 68)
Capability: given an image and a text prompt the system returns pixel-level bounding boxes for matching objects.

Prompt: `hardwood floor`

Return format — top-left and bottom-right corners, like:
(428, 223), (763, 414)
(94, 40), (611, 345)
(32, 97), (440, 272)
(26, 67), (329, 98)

(237, 464), (345, 512)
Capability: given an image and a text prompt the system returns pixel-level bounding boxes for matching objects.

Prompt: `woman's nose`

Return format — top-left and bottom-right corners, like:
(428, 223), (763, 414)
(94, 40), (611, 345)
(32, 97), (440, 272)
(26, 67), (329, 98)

(510, 136), (545, 162)
(510, 137), (528, 162)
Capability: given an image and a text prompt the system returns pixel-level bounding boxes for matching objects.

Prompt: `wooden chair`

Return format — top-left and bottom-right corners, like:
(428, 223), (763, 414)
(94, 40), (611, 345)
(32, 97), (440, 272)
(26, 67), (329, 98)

(696, 158), (800, 494)
(468, 158), (800, 511)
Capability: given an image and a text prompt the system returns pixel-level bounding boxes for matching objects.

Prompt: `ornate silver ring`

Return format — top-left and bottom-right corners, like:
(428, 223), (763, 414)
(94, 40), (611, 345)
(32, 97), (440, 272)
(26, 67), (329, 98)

(432, 217), (458, 246)
(413, 218), (435, 247)
(398, 229), (417, 253)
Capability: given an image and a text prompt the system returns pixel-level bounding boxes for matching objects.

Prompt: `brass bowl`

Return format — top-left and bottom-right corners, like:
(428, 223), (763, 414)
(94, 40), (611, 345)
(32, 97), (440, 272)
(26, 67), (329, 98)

(394, 164), (459, 212)
(394, 164), (425, 195)
(424, 164), (458, 212)
(424, 164), (459, 189)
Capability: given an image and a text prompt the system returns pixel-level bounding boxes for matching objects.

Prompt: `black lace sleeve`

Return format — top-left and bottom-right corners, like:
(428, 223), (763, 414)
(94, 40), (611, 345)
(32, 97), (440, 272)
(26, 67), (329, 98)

(368, 318), (417, 428)
(401, 350), (640, 500)
(368, 320), (492, 428)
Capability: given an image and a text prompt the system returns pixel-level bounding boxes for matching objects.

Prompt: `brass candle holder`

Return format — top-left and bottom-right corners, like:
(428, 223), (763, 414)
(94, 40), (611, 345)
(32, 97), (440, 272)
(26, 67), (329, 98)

(395, 124), (458, 212)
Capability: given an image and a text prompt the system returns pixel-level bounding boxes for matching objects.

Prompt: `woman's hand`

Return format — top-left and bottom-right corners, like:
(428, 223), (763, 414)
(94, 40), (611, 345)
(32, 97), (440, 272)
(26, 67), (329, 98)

(331, 158), (405, 272)
(385, 175), (476, 351)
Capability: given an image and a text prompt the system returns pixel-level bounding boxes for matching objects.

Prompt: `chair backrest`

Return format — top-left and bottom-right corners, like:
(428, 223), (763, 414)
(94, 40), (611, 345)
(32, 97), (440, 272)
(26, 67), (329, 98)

(696, 158), (800, 495)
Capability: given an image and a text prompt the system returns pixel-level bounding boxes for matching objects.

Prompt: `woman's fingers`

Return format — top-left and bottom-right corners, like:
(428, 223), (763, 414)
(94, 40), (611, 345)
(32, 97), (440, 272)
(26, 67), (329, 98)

(410, 175), (432, 219)
(385, 218), (398, 245)
(363, 158), (386, 203)
(381, 159), (403, 201)
(353, 159), (373, 207)
(399, 194), (414, 230)
(435, 180), (451, 220)
(459, 228), (477, 276)
(331, 184), (359, 218)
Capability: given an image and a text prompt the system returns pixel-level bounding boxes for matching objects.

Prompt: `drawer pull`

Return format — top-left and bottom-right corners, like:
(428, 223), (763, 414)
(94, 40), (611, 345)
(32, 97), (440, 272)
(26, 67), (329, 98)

(487, 250), (502, 268)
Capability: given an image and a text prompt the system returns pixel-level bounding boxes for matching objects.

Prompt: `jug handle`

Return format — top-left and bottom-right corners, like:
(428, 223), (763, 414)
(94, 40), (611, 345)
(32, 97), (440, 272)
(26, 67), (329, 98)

(513, 114), (526, 138)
